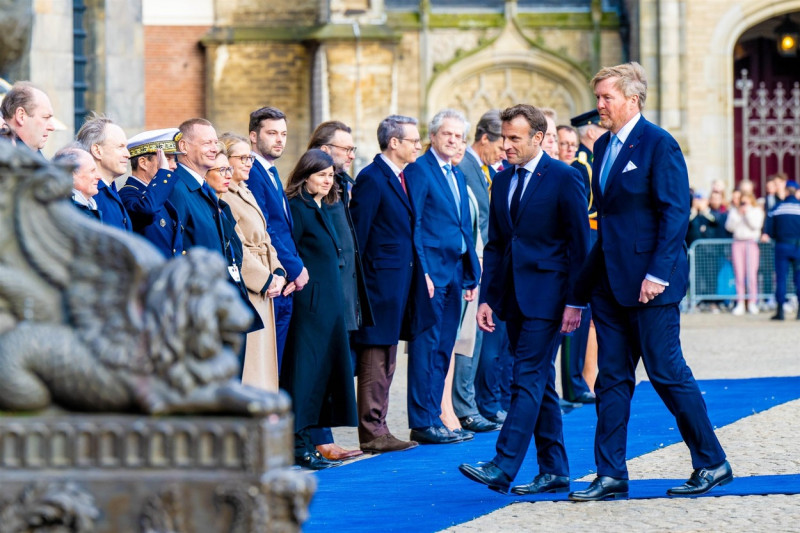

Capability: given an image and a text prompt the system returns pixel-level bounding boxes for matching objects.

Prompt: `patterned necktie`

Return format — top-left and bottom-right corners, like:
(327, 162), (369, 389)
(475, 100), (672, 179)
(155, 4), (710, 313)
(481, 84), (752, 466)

(510, 167), (527, 220)
(599, 135), (621, 193)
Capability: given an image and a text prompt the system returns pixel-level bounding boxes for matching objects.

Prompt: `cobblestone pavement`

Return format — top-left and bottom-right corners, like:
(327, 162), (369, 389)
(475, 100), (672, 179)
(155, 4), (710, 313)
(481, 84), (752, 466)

(332, 312), (800, 531)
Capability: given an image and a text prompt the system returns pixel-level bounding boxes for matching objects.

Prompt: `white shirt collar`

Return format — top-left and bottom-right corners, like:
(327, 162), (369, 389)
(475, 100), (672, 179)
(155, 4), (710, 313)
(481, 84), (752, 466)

(379, 153), (403, 177)
(253, 151), (273, 170)
(179, 163), (205, 187)
(615, 112), (642, 145)
(430, 148), (452, 170)
(518, 149), (545, 175)
(72, 189), (97, 210)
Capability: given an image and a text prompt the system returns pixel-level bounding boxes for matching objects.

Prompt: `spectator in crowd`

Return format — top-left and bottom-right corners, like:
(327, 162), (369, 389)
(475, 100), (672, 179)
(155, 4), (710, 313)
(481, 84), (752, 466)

(280, 149), (357, 470)
(54, 144), (101, 220)
(765, 180), (800, 320)
(451, 110), (504, 433)
(404, 109), (480, 445)
(725, 189), (765, 315)
(119, 128), (185, 257)
(248, 107), (308, 370)
(710, 179), (729, 212)
(76, 116), (132, 231)
(0, 81), (55, 155)
(349, 115), (434, 454)
(541, 108), (559, 160)
(307, 120), (374, 461)
(219, 133), (287, 390)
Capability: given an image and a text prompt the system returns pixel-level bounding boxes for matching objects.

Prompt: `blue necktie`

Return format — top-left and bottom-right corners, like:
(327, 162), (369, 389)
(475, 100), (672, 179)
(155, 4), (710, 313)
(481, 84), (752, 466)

(510, 167), (527, 220)
(599, 135), (621, 193)
(443, 164), (461, 213)
(268, 166), (281, 191)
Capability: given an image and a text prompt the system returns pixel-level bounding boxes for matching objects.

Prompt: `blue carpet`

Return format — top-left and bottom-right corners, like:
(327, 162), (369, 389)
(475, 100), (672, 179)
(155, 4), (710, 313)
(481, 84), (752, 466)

(305, 376), (800, 532)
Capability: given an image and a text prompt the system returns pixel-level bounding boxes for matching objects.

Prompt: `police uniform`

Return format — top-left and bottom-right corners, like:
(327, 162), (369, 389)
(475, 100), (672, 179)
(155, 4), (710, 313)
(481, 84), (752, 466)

(119, 128), (185, 258)
(765, 184), (800, 320)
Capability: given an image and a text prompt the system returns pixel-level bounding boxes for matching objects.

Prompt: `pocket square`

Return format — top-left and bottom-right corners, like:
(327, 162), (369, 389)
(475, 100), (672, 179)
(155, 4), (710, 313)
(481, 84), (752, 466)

(622, 161), (638, 173)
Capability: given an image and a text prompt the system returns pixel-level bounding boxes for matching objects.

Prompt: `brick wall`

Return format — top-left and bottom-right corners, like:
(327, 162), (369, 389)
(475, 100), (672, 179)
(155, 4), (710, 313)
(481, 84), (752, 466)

(144, 25), (209, 129)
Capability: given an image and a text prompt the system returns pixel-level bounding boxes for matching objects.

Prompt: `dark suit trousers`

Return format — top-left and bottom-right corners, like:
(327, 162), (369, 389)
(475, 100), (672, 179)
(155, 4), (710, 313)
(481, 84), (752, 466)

(493, 314), (568, 479)
(356, 344), (398, 443)
(407, 263), (463, 429)
(559, 305), (592, 401)
(273, 293), (293, 372)
(591, 274), (726, 479)
(475, 318), (513, 417)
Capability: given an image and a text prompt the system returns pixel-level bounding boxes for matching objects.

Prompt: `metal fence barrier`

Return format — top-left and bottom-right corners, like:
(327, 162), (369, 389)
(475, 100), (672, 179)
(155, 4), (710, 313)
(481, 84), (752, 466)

(687, 238), (797, 312)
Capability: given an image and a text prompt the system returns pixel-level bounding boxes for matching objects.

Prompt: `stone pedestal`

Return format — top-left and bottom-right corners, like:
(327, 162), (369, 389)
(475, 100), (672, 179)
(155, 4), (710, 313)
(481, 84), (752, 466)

(0, 412), (314, 533)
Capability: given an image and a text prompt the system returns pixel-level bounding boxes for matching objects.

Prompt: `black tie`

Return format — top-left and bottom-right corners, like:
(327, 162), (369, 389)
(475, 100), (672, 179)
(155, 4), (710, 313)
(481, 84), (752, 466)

(510, 167), (527, 220)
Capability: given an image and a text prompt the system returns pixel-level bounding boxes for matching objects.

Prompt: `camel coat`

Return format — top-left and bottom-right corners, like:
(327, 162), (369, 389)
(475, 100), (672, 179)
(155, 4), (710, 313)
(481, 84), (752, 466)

(222, 180), (283, 392)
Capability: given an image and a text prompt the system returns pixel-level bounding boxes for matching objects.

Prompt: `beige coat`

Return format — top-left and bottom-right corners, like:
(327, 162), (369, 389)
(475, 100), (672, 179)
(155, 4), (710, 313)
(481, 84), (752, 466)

(222, 180), (283, 392)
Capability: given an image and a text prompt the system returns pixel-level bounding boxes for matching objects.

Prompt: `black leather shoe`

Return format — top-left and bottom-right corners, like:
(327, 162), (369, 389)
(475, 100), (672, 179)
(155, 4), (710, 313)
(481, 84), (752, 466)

(511, 473), (570, 495)
(486, 410), (507, 424)
(667, 460), (733, 496)
(772, 310), (785, 320)
(295, 450), (342, 470)
(453, 428), (474, 441)
(574, 391), (596, 404)
(459, 462), (512, 494)
(459, 415), (501, 432)
(568, 476), (629, 501)
(410, 426), (462, 444)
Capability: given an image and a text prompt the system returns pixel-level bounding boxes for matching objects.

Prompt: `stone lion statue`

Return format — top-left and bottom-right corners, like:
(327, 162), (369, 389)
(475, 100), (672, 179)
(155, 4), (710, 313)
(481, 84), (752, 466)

(0, 138), (285, 415)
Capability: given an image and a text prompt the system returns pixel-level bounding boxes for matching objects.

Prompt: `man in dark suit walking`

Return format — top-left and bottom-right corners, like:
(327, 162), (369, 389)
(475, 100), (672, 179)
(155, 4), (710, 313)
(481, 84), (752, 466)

(248, 107), (309, 368)
(452, 109), (505, 433)
(350, 115), (434, 454)
(568, 62), (731, 502)
(458, 104), (589, 494)
(404, 109), (481, 445)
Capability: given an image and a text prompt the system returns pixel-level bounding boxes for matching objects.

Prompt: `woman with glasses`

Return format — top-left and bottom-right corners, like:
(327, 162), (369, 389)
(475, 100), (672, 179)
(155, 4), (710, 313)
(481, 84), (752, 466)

(219, 133), (287, 392)
(280, 149), (357, 470)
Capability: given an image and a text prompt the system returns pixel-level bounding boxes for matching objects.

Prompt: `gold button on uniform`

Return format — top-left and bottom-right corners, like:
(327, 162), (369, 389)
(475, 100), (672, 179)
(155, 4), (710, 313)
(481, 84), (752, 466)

(160, 218), (166, 227)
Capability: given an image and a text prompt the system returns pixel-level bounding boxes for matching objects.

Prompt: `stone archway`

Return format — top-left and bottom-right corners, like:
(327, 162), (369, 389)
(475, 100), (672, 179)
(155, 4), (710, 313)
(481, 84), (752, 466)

(426, 21), (594, 134)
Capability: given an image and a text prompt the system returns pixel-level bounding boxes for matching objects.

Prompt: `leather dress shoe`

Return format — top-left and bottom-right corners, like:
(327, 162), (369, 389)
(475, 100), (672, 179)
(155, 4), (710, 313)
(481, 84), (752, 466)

(459, 415), (501, 432)
(453, 428), (474, 441)
(574, 391), (596, 404)
(316, 443), (364, 461)
(568, 476), (629, 501)
(486, 410), (507, 424)
(667, 460), (733, 496)
(511, 473), (570, 495)
(459, 462), (512, 494)
(295, 450), (342, 470)
(410, 426), (463, 444)
(360, 434), (418, 454)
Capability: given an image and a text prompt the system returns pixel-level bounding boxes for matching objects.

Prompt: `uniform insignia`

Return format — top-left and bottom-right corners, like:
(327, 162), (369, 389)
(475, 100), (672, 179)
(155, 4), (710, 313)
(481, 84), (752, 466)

(160, 218), (166, 227)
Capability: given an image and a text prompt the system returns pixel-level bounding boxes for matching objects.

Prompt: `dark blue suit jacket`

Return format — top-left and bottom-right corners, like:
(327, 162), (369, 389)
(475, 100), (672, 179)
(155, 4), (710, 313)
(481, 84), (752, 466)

(349, 155), (435, 345)
(404, 149), (480, 289)
(482, 152), (589, 321)
(95, 180), (132, 231)
(586, 116), (690, 307)
(248, 159), (304, 280)
(119, 169), (184, 258)
(167, 164), (224, 254)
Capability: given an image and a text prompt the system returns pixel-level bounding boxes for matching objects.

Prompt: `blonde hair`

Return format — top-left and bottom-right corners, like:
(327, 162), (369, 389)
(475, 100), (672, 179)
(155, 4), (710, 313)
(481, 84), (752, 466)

(591, 62), (648, 110)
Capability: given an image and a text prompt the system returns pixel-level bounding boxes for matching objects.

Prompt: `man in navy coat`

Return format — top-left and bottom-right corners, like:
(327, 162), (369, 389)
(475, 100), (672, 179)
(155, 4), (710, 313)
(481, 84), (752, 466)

(119, 128), (185, 258)
(248, 107), (309, 368)
(458, 104), (589, 494)
(404, 109), (481, 445)
(568, 62), (731, 502)
(349, 115), (434, 454)
(76, 116), (133, 231)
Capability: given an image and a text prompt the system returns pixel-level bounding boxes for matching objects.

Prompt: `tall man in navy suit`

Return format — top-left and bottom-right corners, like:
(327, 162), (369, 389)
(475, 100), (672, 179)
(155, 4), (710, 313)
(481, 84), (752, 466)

(569, 63), (731, 502)
(76, 116), (133, 231)
(404, 109), (481, 445)
(350, 115), (435, 454)
(248, 107), (309, 368)
(459, 104), (589, 494)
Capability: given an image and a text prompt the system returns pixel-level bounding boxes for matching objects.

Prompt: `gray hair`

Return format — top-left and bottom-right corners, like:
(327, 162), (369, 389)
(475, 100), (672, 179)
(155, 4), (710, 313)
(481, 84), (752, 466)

(474, 109), (502, 143)
(377, 115), (418, 151)
(76, 114), (114, 152)
(429, 109), (468, 138)
(53, 142), (90, 173)
(591, 62), (648, 111)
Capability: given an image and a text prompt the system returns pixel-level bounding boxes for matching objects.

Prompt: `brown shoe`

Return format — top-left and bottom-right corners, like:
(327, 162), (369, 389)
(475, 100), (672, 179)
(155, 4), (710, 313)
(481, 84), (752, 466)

(360, 434), (419, 454)
(316, 443), (364, 461)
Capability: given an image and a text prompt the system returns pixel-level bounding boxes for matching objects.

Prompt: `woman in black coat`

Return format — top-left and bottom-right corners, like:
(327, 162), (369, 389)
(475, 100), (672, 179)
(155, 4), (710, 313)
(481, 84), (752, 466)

(280, 149), (357, 469)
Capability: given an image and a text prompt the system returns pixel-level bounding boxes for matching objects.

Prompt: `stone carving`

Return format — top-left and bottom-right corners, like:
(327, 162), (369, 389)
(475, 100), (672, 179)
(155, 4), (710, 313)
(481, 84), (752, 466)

(0, 0), (32, 72)
(0, 482), (100, 533)
(140, 485), (185, 533)
(0, 141), (281, 416)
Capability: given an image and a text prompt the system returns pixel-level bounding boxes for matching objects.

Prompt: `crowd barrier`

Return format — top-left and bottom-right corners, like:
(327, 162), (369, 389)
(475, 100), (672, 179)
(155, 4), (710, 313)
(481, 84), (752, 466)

(687, 238), (797, 312)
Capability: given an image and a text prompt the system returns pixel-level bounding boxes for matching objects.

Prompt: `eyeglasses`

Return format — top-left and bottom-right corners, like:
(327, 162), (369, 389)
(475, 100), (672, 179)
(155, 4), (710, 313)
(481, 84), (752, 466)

(230, 155), (256, 164)
(558, 142), (579, 149)
(326, 144), (357, 155)
(399, 138), (422, 145)
(209, 166), (234, 176)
